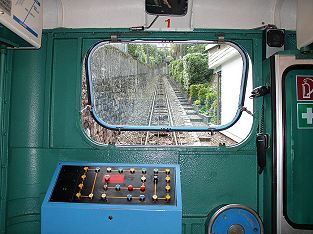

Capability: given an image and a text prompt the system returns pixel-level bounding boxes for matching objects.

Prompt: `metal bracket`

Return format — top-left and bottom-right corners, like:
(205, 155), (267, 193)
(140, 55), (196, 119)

(217, 34), (225, 44)
(110, 34), (118, 43)
(80, 105), (91, 114)
(240, 106), (254, 116)
(129, 16), (159, 31)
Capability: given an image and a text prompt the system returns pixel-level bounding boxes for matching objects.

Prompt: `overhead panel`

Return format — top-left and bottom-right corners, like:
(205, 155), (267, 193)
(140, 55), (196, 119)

(42, 0), (297, 30)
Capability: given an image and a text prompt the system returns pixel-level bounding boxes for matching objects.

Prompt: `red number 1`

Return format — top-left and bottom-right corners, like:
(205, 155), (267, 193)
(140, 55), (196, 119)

(165, 19), (171, 28)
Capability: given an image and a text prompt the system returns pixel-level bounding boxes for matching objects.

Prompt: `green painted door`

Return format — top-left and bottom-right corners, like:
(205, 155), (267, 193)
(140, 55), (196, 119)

(283, 65), (313, 229)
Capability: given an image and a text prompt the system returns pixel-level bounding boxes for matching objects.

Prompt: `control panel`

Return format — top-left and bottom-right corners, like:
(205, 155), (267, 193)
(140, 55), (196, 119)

(41, 162), (181, 234)
(50, 165), (176, 205)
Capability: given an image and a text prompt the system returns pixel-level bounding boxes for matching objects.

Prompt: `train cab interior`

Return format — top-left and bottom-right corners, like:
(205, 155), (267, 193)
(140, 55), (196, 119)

(1, 0), (313, 233)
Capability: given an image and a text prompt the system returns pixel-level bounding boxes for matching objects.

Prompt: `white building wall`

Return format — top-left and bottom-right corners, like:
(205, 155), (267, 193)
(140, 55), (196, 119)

(220, 55), (253, 142)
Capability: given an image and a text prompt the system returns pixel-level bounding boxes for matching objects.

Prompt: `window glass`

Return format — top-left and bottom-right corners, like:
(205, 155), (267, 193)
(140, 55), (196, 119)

(81, 41), (253, 146)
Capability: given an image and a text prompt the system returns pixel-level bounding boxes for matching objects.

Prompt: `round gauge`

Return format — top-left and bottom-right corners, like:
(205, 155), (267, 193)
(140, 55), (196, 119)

(208, 204), (264, 234)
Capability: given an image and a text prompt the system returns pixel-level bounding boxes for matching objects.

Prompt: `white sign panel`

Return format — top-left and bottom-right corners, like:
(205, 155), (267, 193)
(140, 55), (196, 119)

(0, 0), (42, 48)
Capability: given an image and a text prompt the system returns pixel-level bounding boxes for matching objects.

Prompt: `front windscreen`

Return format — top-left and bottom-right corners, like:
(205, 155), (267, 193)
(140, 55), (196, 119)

(86, 41), (250, 133)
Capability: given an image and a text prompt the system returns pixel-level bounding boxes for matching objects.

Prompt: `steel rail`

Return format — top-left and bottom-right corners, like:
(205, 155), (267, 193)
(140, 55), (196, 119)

(144, 76), (178, 145)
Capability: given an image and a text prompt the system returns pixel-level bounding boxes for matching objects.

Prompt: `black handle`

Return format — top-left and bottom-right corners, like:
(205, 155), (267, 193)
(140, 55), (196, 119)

(256, 133), (268, 174)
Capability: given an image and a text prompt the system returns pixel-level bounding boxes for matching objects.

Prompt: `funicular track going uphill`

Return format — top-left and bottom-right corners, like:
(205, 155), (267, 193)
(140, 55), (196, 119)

(144, 76), (179, 145)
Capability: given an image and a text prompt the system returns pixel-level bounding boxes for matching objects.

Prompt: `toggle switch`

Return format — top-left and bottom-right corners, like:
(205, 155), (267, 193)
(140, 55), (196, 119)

(128, 185), (134, 191)
(139, 195), (145, 201)
(127, 194), (132, 201)
(165, 195), (171, 202)
(140, 185), (146, 192)
(142, 168), (147, 174)
(106, 167), (112, 173)
(152, 195), (158, 202)
(165, 176), (170, 183)
(153, 168), (159, 174)
(118, 168), (123, 173)
(76, 193), (81, 199)
(141, 176), (146, 183)
(88, 193), (94, 199)
(153, 175), (158, 183)
(130, 168), (135, 174)
(95, 167), (100, 173)
(103, 184), (108, 191)
(165, 185), (171, 193)
(115, 184), (121, 191)
(83, 167), (88, 171)
(81, 175), (86, 180)
(165, 168), (170, 174)
(78, 183), (83, 189)
(101, 193), (107, 201)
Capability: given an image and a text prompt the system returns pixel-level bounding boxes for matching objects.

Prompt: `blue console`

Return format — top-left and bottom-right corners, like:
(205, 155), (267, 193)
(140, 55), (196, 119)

(41, 162), (182, 234)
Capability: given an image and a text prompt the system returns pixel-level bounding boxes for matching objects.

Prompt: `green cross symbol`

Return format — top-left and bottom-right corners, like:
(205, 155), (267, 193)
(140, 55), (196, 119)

(302, 108), (313, 124)
(298, 103), (313, 129)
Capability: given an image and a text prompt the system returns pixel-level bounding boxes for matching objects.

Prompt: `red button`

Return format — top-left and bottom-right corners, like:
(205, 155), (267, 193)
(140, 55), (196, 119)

(104, 174), (110, 182)
(140, 185), (145, 192)
(128, 185), (134, 191)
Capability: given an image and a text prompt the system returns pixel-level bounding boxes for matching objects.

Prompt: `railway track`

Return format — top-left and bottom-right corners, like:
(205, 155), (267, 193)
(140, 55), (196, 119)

(82, 73), (236, 146)
(144, 76), (180, 145)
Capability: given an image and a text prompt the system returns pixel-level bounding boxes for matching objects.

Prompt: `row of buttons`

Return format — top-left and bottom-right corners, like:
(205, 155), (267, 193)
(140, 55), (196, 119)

(82, 167), (171, 175)
(104, 184), (171, 192)
(103, 174), (170, 183)
(100, 194), (171, 202)
(100, 193), (146, 201)
(105, 167), (171, 174)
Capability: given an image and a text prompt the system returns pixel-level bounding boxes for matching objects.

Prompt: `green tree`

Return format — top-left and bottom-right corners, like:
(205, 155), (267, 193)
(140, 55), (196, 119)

(127, 44), (168, 67)
(128, 44), (147, 64)
(186, 44), (206, 54)
(183, 53), (212, 89)
(188, 84), (207, 100)
(169, 59), (184, 84)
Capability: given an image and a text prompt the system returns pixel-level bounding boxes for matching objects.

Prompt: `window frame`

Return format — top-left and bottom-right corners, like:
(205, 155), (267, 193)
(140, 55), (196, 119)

(84, 40), (250, 132)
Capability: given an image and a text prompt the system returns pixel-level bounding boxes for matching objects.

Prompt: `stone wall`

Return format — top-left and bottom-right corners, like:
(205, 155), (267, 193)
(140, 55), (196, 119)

(81, 45), (166, 144)
(91, 45), (158, 126)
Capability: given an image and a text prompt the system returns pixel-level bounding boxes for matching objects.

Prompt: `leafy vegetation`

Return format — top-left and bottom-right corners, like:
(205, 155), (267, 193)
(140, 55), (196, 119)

(205, 89), (219, 123)
(188, 84), (207, 100)
(183, 53), (212, 89)
(169, 54), (212, 89)
(168, 43), (218, 124)
(127, 44), (169, 67)
(198, 87), (209, 105)
(186, 44), (207, 54)
(169, 60), (184, 85)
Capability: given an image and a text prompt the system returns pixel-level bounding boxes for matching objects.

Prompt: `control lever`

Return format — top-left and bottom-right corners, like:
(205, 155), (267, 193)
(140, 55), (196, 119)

(256, 133), (269, 174)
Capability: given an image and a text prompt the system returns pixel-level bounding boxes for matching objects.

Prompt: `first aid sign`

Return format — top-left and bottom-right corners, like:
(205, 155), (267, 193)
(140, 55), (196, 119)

(297, 103), (313, 129)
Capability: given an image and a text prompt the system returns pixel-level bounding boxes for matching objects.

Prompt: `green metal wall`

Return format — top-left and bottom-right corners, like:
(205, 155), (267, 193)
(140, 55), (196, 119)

(1, 29), (276, 234)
